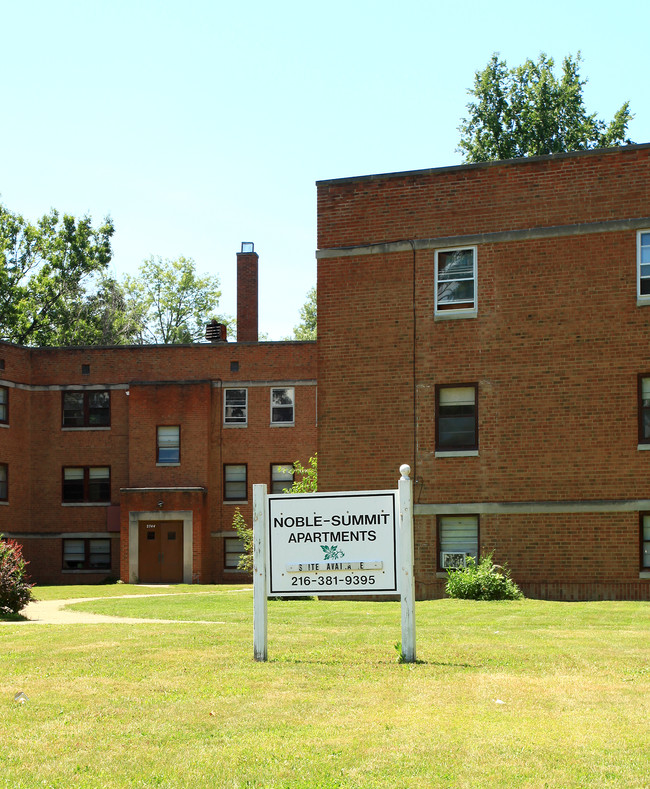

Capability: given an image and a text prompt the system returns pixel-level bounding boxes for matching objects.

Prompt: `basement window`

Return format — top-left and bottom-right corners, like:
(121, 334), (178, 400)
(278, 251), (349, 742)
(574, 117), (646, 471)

(225, 537), (246, 569)
(438, 515), (479, 571)
(63, 538), (111, 570)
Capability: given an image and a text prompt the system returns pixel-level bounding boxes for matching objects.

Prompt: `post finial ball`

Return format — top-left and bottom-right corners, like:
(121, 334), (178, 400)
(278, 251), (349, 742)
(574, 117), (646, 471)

(399, 464), (411, 480)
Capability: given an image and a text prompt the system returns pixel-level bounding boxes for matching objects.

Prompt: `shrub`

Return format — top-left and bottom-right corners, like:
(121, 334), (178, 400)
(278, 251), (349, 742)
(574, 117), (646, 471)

(445, 553), (523, 601)
(0, 537), (34, 615)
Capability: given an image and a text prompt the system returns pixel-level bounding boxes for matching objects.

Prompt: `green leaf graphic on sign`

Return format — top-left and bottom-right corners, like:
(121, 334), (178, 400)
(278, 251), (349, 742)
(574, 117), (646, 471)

(321, 545), (344, 560)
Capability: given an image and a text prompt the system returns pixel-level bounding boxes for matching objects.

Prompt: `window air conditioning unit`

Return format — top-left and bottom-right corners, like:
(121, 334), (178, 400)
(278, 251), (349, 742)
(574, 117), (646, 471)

(441, 552), (467, 569)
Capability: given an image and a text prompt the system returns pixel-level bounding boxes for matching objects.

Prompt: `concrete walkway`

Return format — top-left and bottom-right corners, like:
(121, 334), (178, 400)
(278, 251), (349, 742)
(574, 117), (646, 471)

(5, 593), (226, 625)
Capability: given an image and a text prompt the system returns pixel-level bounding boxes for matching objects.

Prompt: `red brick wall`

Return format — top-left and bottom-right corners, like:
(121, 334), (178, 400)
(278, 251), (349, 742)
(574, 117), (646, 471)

(317, 145), (650, 600)
(317, 145), (650, 249)
(0, 339), (317, 585)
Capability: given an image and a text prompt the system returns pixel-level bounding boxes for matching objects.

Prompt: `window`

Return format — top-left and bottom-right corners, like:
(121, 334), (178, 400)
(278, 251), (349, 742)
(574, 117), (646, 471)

(271, 463), (294, 494)
(63, 538), (111, 570)
(639, 376), (650, 446)
(438, 515), (479, 570)
(638, 231), (650, 300)
(62, 390), (110, 427)
(642, 515), (650, 570)
(225, 537), (246, 569)
(271, 387), (295, 425)
(435, 247), (477, 315)
(436, 384), (478, 452)
(62, 467), (110, 503)
(224, 464), (247, 501)
(0, 464), (7, 501)
(157, 426), (180, 464)
(224, 388), (247, 425)
(0, 386), (7, 424)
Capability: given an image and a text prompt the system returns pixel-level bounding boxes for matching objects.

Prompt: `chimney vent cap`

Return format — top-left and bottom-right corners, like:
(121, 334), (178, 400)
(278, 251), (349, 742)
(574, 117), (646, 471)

(240, 242), (254, 253)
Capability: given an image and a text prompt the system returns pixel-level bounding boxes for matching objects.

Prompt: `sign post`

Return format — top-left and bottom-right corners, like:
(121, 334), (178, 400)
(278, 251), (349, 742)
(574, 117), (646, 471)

(398, 464), (416, 663)
(252, 483), (268, 662)
(252, 467), (416, 662)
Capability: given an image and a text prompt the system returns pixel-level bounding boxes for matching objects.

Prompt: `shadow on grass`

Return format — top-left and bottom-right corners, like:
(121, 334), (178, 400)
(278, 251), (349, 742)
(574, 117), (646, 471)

(267, 656), (482, 668)
(0, 612), (28, 622)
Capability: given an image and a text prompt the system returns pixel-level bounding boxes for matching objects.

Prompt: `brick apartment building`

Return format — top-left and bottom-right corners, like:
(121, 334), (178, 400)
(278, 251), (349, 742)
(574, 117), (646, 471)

(0, 246), (317, 584)
(316, 143), (650, 601)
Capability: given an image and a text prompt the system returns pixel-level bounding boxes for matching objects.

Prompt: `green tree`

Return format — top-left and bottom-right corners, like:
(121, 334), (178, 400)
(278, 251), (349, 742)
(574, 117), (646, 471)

(123, 256), (230, 344)
(291, 286), (316, 340)
(0, 204), (116, 345)
(458, 53), (633, 163)
(232, 455), (317, 572)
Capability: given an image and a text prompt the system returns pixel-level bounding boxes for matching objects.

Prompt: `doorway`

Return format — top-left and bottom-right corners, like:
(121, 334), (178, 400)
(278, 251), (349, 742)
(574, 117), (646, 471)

(138, 520), (184, 583)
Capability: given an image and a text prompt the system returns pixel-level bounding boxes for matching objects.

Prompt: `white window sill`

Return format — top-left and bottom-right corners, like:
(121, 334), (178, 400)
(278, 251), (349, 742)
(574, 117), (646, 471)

(637, 297), (650, 307)
(638, 444), (650, 451)
(434, 309), (478, 322)
(640, 571), (650, 579)
(270, 423), (295, 428)
(223, 500), (248, 505)
(435, 450), (479, 458)
(0, 423), (8, 429)
(223, 423), (248, 428)
(62, 502), (111, 507)
(0, 501), (8, 506)
(62, 426), (111, 431)
(156, 462), (180, 467)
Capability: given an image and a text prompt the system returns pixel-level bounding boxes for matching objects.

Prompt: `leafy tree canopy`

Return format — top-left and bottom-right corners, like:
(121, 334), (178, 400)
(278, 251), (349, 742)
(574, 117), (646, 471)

(0, 203), (120, 346)
(123, 255), (231, 344)
(458, 53), (633, 163)
(291, 286), (316, 340)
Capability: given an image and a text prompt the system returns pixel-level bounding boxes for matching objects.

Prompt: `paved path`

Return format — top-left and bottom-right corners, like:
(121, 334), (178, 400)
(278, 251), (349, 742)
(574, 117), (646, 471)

(5, 593), (226, 625)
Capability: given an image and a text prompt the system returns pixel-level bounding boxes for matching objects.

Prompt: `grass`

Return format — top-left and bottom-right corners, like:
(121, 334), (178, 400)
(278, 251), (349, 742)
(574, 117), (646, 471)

(0, 587), (649, 788)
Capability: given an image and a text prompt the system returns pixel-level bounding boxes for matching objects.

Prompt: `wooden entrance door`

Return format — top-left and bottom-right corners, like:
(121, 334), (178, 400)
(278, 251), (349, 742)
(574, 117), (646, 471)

(138, 520), (184, 583)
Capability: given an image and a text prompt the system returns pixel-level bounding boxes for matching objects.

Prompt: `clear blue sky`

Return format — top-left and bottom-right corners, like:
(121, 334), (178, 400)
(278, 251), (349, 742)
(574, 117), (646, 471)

(1, 0), (648, 339)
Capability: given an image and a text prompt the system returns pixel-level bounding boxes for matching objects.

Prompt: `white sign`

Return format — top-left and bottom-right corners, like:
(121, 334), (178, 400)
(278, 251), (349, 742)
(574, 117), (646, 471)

(267, 490), (398, 596)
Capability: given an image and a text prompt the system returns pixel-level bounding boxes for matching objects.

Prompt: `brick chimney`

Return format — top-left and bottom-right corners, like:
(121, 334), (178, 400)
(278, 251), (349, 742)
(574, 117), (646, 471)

(237, 242), (258, 342)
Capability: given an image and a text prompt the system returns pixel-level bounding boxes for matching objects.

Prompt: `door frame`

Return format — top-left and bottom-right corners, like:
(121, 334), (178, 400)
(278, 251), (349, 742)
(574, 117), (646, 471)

(129, 510), (193, 583)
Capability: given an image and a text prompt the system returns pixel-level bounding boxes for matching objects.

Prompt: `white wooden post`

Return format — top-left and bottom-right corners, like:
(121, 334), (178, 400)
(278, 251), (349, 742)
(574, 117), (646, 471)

(253, 483), (268, 662)
(398, 464), (416, 663)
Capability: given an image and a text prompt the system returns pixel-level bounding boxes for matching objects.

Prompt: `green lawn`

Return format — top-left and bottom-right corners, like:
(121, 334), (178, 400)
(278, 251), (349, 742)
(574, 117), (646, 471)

(1, 587), (648, 788)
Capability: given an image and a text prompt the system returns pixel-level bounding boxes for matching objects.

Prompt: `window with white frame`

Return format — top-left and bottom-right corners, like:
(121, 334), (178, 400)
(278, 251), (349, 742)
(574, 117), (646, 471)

(271, 387), (295, 425)
(638, 231), (650, 300)
(157, 426), (180, 463)
(224, 388), (247, 425)
(0, 386), (7, 424)
(271, 463), (294, 494)
(638, 376), (650, 446)
(0, 463), (7, 501)
(63, 538), (111, 570)
(62, 467), (110, 503)
(436, 384), (478, 452)
(224, 537), (246, 569)
(224, 464), (247, 501)
(435, 247), (477, 315)
(642, 515), (650, 569)
(438, 515), (479, 570)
